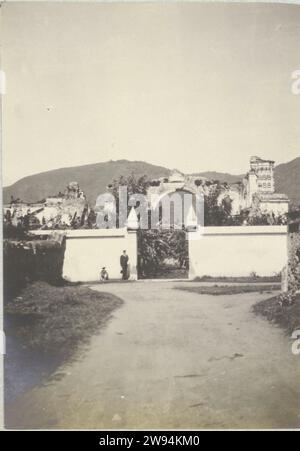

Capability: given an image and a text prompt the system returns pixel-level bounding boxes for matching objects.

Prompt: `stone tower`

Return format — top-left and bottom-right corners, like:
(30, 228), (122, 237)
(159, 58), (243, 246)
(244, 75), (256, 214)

(249, 156), (275, 194)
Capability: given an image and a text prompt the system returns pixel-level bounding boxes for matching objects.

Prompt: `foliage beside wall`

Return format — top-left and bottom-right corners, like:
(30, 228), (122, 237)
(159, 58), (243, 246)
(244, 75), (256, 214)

(138, 229), (188, 278)
(4, 237), (66, 301)
(203, 183), (233, 226)
(288, 232), (300, 292)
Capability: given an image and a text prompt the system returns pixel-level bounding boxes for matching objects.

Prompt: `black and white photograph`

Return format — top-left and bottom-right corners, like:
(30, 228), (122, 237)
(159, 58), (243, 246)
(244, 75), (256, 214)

(1, 0), (300, 433)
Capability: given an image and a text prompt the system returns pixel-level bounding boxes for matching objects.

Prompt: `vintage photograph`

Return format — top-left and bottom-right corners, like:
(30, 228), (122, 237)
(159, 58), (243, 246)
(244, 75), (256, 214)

(1, 1), (300, 432)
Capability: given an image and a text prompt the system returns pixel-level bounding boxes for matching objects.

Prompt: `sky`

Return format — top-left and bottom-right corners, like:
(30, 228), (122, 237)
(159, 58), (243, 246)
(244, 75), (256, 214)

(1, 1), (300, 186)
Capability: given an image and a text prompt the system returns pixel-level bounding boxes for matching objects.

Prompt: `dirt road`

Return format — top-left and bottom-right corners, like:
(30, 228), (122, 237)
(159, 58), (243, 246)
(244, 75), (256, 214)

(6, 282), (300, 429)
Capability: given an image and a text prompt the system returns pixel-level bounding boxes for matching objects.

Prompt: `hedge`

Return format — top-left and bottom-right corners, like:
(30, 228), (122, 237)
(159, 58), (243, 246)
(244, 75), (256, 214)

(3, 238), (66, 301)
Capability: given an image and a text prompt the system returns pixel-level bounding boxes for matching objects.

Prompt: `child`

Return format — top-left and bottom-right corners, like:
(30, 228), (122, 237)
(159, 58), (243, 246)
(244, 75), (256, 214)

(100, 267), (109, 282)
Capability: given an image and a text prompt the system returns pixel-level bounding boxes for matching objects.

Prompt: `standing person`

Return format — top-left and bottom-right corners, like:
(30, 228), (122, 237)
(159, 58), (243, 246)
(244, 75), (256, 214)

(120, 250), (129, 280)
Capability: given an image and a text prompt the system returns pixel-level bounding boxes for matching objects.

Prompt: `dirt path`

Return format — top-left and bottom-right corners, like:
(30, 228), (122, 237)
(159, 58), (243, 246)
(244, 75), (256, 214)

(6, 282), (300, 429)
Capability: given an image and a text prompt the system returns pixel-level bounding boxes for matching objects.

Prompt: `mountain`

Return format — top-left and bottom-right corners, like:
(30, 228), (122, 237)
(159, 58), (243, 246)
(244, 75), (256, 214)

(3, 160), (171, 205)
(190, 171), (243, 184)
(274, 157), (300, 206)
(3, 157), (300, 206)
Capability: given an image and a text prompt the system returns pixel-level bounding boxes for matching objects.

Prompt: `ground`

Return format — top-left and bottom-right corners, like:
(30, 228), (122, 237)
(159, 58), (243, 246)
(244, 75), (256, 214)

(5, 281), (123, 358)
(5, 281), (300, 429)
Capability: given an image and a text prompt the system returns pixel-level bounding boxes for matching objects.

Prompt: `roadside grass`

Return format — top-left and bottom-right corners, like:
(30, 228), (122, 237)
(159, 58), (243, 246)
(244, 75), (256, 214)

(174, 284), (280, 296)
(253, 293), (300, 335)
(193, 276), (281, 284)
(5, 281), (123, 359)
(140, 267), (189, 280)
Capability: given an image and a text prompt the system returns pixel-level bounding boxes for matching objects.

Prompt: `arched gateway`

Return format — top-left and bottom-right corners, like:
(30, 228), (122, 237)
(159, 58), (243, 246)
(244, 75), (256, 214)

(137, 171), (201, 280)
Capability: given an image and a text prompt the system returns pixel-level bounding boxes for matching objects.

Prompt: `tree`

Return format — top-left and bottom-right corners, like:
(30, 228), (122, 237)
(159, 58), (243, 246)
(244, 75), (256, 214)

(138, 228), (188, 278)
(110, 174), (150, 227)
(204, 183), (232, 226)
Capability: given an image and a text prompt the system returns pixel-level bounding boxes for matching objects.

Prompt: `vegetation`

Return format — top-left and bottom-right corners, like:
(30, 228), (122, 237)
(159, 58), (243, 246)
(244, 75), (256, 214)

(5, 281), (123, 358)
(204, 183), (232, 226)
(288, 207), (300, 233)
(253, 293), (300, 335)
(138, 229), (188, 278)
(3, 210), (31, 239)
(110, 173), (150, 225)
(4, 238), (66, 301)
(193, 275), (281, 283)
(288, 233), (300, 292)
(254, 231), (300, 332)
(175, 284), (280, 296)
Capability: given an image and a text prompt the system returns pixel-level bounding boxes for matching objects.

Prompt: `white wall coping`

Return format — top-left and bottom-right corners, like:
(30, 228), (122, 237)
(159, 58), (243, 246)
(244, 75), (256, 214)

(31, 225), (287, 238)
(66, 228), (130, 239)
(31, 228), (129, 239)
(30, 230), (62, 236)
(191, 225), (288, 236)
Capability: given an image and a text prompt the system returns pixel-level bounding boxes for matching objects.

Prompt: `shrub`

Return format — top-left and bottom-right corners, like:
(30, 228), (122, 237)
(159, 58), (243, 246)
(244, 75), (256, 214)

(3, 238), (66, 302)
(277, 291), (296, 307)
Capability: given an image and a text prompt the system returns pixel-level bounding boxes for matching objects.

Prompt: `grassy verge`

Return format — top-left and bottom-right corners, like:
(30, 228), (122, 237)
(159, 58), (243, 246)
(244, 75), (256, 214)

(175, 284), (280, 296)
(253, 293), (300, 335)
(193, 276), (281, 283)
(5, 281), (123, 359)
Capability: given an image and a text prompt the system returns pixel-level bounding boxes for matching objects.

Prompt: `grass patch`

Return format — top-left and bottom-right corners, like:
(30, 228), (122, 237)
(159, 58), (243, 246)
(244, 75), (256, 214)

(175, 284), (280, 296)
(5, 281), (123, 359)
(193, 276), (281, 283)
(253, 293), (300, 335)
(140, 267), (189, 280)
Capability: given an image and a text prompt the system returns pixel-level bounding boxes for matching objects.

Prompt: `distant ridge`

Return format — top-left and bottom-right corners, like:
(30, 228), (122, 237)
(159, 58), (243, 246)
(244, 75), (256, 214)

(3, 157), (300, 206)
(189, 171), (243, 184)
(274, 157), (300, 205)
(3, 160), (171, 205)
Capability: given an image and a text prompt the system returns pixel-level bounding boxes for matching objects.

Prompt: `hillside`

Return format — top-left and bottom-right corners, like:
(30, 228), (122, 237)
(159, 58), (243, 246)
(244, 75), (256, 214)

(190, 171), (243, 184)
(3, 160), (170, 205)
(3, 157), (300, 206)
(274, 157), (300, 206)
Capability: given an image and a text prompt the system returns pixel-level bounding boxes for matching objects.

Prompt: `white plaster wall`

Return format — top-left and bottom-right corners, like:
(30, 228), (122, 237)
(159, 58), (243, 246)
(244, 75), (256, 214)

(62, 229), (138, 282)
(188, 226), (288, 278)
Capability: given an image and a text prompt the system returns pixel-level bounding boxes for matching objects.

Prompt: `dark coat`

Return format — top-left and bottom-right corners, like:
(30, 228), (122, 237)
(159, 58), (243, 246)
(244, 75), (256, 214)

(120, 254), (129, 267)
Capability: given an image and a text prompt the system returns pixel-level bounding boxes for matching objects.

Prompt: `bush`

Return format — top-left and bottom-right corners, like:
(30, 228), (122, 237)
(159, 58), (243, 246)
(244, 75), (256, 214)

(4, 238), (66, 302)
(288, 233), (300, 292)
(253, 293), (300, 334)
(277, 291), (296, 307)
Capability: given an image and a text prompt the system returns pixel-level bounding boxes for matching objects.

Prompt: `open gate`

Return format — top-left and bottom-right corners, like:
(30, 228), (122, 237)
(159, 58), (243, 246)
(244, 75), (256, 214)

(137, 228), (189, 279)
